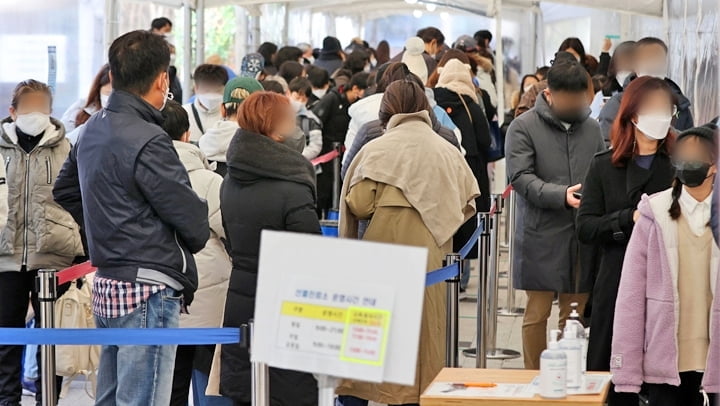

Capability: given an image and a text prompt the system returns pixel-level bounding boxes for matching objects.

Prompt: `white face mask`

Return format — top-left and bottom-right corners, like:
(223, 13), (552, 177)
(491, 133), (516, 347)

(634, 114), (672, 140)
(289, 98), (304, 113)
(15, 112), (51, 136)
(312, 88), (327, 99)
(615, 70), (632, 87)
(636, 63), (667, 79)
(160, 80), (173, 111)
(100, 94), (110, 109)
(523, 84), (534, 93)
(197, 93), (223, 112)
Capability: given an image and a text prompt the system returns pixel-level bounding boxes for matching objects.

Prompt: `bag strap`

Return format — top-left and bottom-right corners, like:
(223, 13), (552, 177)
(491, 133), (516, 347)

(458, 94), (473, 124)
(191, 103), (205, 134)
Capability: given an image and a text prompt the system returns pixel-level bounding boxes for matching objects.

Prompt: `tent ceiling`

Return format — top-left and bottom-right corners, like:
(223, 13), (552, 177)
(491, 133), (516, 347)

(174, 0), (663, 17)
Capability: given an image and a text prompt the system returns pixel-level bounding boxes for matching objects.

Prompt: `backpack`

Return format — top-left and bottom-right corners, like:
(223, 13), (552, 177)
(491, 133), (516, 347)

(54, 277), (100, 398)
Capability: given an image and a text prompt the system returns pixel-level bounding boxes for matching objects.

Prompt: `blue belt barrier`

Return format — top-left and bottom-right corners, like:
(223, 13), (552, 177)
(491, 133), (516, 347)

(459, 218), (485, 260)
(425, 263), (460, 287)
(0, 328), (241, 346)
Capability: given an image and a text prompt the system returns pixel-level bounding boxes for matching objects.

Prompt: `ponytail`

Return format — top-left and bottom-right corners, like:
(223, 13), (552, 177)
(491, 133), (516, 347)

(669, 179), (683, 220)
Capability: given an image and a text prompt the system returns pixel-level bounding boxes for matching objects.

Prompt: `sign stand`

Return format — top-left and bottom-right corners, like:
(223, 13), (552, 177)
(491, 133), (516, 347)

(317, 374), (339, 406)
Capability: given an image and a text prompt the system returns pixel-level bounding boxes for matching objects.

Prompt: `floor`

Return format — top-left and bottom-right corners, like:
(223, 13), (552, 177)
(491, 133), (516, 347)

(22, 217), (564, 406)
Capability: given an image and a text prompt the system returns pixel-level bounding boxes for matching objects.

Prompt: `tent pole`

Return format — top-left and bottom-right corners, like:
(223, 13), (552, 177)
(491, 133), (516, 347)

(183, 1), (193, 103)
(235, 6), (248, 68)
(104, 0), (119, 52)
(494, 0), (505, 123)
(282, 3), (290, 46)
(196, 0), (205, 66)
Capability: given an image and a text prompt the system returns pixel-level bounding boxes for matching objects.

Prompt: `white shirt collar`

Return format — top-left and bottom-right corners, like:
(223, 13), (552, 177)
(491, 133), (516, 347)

(679, 186), (712, 236)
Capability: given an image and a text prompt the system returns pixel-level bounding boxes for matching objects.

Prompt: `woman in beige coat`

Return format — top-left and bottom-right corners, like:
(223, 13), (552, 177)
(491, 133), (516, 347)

(338, 80), (480, 405)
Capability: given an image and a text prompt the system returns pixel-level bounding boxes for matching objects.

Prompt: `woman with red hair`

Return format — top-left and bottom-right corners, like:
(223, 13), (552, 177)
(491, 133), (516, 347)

(577, 76), (677, 406)
(218, 91), (321, 405)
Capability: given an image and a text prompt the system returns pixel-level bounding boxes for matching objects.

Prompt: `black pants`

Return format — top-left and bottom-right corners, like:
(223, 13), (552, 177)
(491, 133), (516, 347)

(0, 270), (63, 406)
(647, 371), (717, 406)
(170, 345), (195, 406)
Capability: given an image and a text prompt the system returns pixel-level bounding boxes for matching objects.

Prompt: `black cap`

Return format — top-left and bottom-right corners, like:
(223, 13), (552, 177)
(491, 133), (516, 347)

(677, 121), (718, 142)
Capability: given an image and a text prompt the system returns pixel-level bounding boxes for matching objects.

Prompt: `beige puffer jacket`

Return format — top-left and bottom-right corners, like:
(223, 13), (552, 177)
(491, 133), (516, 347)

(0, 118), (84, 272)
(173, 141), (231, 328)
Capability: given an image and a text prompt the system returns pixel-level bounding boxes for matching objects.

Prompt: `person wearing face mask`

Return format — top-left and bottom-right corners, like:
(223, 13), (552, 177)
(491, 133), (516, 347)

(577, 77), (677, 406)
(599, 37), (694, 146)
(504, 74), (539, 134)
(53, 30), (209, 406)
(183, 64), (229, 142)
(514, 51), (580, 118)
(219, 91), (320, 406)
(611, 122), (719, 406)
(305, 65), (330, 109)
(288, 78), (323, 160)
(61, 64), (112, 133)
(505, 60), (605, 370)
(0, 79), (81, 406)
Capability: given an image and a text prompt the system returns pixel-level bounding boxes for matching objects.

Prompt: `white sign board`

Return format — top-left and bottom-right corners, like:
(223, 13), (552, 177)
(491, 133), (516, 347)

(0, 35), (67, 83)
(253, 231), (428, 385)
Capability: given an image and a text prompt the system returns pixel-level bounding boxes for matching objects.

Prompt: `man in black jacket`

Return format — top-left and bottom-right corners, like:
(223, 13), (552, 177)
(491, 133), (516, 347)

(53, 30), (209, 406)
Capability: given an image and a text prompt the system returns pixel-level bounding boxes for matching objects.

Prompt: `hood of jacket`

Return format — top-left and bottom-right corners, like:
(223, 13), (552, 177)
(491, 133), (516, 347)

(0, 116), (67, 149)
(534, 92), (591, 132)
(199, 119), (239, 162)
(436, 59), (479, 103)
(348, 93), (383, 123)
(173, 140), (212, 173)
(226, 129), (317, 198)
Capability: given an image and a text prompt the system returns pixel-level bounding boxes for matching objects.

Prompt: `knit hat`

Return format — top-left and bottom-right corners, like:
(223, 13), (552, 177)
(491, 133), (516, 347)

(240, 53), (265, 78)
(401, 37), (429, 84)
(224, 77), (264, 104)
(677, 121), (718, 142)
(321, 36), (342, 55)
(437, 58), (478, 103)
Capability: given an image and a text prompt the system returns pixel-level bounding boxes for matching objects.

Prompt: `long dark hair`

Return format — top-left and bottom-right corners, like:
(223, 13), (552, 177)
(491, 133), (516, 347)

(375, 40), (390, 65)
(75, 64), (110, 127)
(558, 37), (587, 69)
(669, 128), (718, 219)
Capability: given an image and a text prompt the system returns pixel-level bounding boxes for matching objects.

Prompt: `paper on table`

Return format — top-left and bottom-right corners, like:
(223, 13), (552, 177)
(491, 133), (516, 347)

(424, 382), (536, 399)
(529, 373), (612, 395)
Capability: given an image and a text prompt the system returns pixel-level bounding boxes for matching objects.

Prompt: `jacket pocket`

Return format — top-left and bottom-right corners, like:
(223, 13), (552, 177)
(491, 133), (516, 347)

(643, 298), (677, 377)
(35, 204), (84, 257)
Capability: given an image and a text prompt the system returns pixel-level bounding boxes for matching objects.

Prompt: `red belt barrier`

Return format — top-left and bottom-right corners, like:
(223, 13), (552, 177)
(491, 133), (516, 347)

(502, 184), (513, 199)
(310, 146), (346, 167)
(57, 261), (97, 285)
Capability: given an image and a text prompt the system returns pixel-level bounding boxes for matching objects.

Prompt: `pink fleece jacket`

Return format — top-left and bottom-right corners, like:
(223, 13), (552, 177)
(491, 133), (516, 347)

(611, 188), (720, 393)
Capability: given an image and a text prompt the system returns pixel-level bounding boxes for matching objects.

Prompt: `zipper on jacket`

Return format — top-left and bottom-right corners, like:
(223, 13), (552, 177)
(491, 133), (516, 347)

(22, 154), (30, 267)
(45, 157), (51, 184)
(174, 232), (188, 274)
(4, 156), (10, 173)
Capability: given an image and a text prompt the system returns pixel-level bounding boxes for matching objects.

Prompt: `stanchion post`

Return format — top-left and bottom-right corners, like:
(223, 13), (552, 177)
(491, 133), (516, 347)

(331, 142), (342, 211)
(469, 212), (491, 368)
(499, 191), (524, 316)
(36, 269), (57, 406)
(486, 196), (521, 360)
(249, 320), (270, 406)
(444, 253), (461, 367)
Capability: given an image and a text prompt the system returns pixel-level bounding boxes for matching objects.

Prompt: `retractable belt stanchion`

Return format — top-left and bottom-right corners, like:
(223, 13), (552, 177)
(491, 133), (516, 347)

(462, 212), (490, 368)
(486, 196), (521, 360)
(331, 142), (342, 212)
(248, 320), (270, 406)
(444, 253), (461, 367)
(498, 191), (524, 316)
(37, 269), (57, 406)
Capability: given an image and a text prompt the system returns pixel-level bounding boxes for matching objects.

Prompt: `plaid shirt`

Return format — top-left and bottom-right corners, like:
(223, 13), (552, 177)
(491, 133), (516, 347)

(92, 276), (165, 319)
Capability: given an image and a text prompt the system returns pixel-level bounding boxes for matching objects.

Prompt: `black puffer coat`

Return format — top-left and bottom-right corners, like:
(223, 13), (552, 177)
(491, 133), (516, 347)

(219, 129), (320, 405)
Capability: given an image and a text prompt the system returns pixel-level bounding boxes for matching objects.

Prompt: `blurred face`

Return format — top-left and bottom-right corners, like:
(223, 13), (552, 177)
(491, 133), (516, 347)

(614, 51), (635, 73)
(195, 81), (225, 111)
(632, 89), (675, 141)
(544, 89), (590, 124)
(673, 136), (717, 189)
(269, 103), (298, 142)
(635, 44), (667, 78)
(521, 76), (539, 92)
(9, 91), (52, 136)
(345, 86), (366, 104)
(425, 39), (439, 57)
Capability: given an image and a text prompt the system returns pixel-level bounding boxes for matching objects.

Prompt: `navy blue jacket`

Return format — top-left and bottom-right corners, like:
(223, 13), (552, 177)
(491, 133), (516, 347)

(53, 90), (209, 303)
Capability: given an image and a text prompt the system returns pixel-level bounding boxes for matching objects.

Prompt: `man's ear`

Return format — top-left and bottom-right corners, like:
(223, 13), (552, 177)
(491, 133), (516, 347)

(181, 131), (191, 143)
(8, 107), (16, 122)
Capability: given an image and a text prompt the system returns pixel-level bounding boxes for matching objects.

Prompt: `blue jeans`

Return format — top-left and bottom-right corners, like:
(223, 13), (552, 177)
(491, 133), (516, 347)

(192, 369), (232, 406)
(94, 288), (181, 406)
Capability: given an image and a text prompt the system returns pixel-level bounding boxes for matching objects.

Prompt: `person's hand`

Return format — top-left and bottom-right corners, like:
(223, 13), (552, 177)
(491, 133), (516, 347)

(602, 38), (612, 53)
(566, 184), (582, 209)
(633, 210), (640, 223)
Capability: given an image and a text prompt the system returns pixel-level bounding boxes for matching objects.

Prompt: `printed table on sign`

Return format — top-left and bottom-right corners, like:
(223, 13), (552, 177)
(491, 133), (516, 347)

(420, 368), (610, 406)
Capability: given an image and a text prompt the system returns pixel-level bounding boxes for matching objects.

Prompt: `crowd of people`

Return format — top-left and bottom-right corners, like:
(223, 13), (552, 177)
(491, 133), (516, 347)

(0, 14), (717, 406)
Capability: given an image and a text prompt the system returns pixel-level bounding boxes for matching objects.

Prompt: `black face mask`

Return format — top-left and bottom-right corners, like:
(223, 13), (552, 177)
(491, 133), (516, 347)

(675, 161), (711, 187)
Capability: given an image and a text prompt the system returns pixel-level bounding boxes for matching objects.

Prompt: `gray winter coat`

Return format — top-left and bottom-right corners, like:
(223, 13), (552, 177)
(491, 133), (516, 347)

(505, 95), (605, 293)
(0, 118), (83, 272)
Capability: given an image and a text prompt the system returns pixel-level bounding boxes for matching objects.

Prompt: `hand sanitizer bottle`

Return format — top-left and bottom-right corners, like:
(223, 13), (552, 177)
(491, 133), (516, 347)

(540, 330), (567, 399)
(567, 302), (588, 373)
(560, 322), (583, 389)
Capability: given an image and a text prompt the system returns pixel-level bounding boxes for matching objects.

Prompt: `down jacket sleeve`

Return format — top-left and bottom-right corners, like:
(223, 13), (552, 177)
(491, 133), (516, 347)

(53, 144), (84, 227)
(284, 184), (321, 235)
(611, 201), (651, 393)
(598, 93), (622, 146)
(0, 162), (7, 228)
(134, 135), (210, 253)
(505, 119), (567, 210)
(577, 157), (635, 244)
(206, 174), (225, 241)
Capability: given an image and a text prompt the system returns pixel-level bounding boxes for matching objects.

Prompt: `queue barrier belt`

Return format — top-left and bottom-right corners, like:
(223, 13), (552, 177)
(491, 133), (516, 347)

(0, 328), (242, 346)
